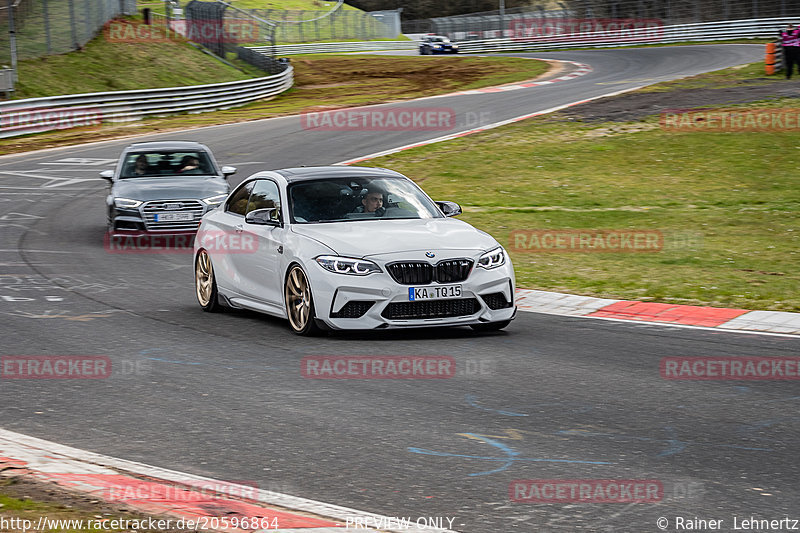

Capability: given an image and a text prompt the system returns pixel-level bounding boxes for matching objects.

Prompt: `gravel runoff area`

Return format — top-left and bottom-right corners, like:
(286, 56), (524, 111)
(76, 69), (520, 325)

(559, 78), (800, 122)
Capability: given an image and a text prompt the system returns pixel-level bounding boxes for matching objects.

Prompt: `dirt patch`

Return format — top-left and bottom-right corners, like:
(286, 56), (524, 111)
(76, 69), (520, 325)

(560, 78), (800, 122)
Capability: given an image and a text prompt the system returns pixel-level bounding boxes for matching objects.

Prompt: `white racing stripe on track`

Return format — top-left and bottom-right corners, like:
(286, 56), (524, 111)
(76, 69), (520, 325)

(335, 85), (647, 164)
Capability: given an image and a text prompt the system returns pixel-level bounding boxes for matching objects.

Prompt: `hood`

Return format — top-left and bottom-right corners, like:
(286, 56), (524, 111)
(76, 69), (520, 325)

(291, 218), (500, 258)
(112, 177), (228, 202)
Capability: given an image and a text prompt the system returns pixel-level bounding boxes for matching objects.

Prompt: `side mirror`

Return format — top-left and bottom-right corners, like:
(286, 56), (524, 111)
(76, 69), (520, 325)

(221, 166), (237, 178)
(245, 207), (280, 226)
(435, 200), (462, 217)
(100, 169), (114, 182)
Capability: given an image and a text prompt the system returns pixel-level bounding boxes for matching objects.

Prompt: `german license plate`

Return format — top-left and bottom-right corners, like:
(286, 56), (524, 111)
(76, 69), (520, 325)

(155, 212), (193, 222)
(408, 285), (462, 301)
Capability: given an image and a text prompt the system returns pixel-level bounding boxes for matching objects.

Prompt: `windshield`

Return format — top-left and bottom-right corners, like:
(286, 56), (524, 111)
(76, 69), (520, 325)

(288, 176), (444, 224)
(121, 151), (216, 178)
(430, 37), (450, 42)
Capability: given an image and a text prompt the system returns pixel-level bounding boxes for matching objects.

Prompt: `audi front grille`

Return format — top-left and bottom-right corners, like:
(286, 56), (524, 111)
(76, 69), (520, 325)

(141, 199), (205, 231)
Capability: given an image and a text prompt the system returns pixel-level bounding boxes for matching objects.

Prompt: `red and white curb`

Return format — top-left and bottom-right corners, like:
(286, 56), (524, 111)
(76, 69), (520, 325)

(515, 288), (800, 336)
(423, 60), (593, 97)
(0, 429), (457, 533)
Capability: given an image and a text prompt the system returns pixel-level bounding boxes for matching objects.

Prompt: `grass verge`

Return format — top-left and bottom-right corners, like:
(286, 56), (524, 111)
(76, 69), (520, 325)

(356, 65), (800, 312)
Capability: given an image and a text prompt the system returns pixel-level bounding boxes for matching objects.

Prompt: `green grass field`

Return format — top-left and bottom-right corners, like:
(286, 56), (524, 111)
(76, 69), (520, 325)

(14, 30), (252, 99)
(357, 72), (800, 312)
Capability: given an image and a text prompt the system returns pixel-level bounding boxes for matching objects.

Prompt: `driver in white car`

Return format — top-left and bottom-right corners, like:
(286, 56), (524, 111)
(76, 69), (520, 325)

(354, 189), (385, 215)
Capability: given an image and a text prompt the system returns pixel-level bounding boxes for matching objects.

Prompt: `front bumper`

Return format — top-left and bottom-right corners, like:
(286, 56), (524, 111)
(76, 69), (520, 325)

(109, 200), (214, 234)
(308, 259), (515, 330)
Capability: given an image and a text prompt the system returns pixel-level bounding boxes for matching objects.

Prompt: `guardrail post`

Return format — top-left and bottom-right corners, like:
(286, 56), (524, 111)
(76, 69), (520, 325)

(68, 0), (78, 50)
(43, 0), (51, 54)
(7, 0), (18, 83)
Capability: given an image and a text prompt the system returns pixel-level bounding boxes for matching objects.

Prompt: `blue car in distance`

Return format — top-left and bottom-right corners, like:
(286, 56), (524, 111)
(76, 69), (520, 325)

(419, 35), (459, 55)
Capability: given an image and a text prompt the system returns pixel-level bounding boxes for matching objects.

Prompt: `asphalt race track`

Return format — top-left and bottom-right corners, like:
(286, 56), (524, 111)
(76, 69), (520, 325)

(1, 45), (799, 532)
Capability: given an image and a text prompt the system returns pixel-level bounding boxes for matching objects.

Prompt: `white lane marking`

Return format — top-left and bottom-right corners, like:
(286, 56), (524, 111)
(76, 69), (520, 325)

(0, 249), (78, 253)
(0, 429), (457, 533)
(0, 170), (100, 188)
(41, 158), (116, 166)
(335, 84), (647, 164)
(0, 212), (44, 220)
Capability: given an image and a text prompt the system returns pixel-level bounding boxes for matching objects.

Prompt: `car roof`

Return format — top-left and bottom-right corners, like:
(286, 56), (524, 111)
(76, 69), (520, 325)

(123, 141), (211, 152)
(273, 166), (406, 183)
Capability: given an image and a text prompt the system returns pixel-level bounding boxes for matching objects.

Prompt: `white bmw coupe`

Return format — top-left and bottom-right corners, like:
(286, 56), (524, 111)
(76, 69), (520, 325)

(193, 166), (516, 335)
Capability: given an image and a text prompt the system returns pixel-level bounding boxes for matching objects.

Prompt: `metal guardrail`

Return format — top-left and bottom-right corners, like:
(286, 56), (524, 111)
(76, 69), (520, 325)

(454, 17), (795, 53)
(0, 66), (293, 138)
(250, 40), (415, 55)
(0, 69), (13, 93)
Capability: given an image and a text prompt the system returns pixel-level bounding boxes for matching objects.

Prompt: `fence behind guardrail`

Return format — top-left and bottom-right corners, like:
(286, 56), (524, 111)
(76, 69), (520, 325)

(0, 0), (136, 64)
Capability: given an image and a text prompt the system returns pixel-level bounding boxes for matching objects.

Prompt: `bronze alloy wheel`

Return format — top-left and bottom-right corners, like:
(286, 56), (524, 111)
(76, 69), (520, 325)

(195, 250), (219, 312)
(284, 265), (320, 335)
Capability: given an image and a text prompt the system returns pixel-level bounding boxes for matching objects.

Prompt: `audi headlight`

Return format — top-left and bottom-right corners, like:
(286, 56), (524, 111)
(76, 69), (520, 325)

(114, 198), (142, 209)
(315, 256), (381, 276)
(203, 193), (227, 206)
(477, 247), (506, 269)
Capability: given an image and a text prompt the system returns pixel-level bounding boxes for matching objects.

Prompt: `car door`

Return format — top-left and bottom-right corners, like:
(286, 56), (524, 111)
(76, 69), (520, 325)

(201, 180), (254, 293)
(231, 179), (286, 306)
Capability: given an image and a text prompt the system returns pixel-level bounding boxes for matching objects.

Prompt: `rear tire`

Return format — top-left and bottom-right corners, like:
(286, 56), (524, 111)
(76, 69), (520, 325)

(284, 265), (323, 336)
(195, 249), (221, 312)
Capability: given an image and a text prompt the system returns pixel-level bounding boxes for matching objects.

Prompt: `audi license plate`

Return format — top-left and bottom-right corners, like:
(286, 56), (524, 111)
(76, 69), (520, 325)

(408, 285), (462, 301)
(155, 212), (193, 222)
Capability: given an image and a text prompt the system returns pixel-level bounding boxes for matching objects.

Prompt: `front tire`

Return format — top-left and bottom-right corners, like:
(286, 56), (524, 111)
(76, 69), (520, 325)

(195, 249), (221, 312)
(284, 265), (322, 336)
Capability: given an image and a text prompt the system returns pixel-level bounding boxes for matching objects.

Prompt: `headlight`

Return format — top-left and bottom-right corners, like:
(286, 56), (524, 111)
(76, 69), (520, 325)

(477, 247), (506, 269)
(203, 193), (227, 206)
(315, 256), (381, 276)
(114, 198), (142, 209)
(433, 44), (441, 48)
(452, 44), (459, 48)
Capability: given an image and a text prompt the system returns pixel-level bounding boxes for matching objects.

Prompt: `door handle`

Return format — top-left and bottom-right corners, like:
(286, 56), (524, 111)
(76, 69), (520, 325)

(234, 224), (243, 233)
